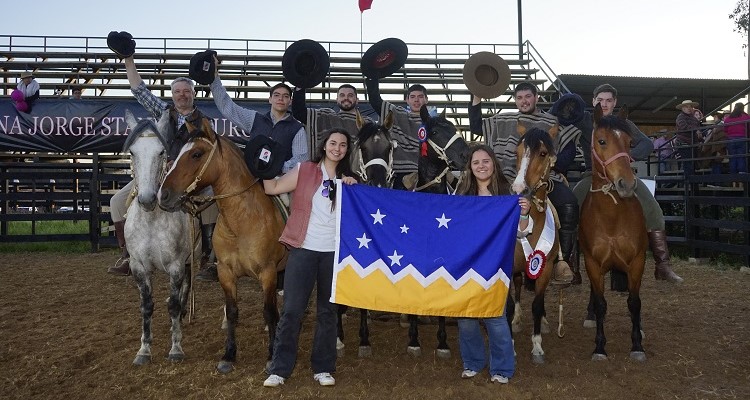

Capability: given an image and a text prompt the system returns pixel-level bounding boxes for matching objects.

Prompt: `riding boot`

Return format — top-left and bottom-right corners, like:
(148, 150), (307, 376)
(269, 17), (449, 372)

(559, 228), (581, 285)
(107, 220), (131, 276)
(552, 203), (578, 286)
(196, 223), (218, 282)
(649, 230), (684, 283)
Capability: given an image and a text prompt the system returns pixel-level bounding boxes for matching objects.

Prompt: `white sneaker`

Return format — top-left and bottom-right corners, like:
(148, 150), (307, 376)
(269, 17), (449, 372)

(490, 375), (509, 384)
(461, 369), (478, 379)
(263, 374), (285, 387)
(313, 372), (336, 386)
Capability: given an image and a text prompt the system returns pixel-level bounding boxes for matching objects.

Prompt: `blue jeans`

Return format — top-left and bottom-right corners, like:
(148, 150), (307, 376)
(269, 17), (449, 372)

(457, 315), (515, 378)
(727, 140), (747, 174)
(268, 248), (337, 378)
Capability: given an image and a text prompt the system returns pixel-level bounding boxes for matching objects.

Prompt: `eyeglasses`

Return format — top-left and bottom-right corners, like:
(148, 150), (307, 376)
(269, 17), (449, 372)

(321, 179), (334, 199)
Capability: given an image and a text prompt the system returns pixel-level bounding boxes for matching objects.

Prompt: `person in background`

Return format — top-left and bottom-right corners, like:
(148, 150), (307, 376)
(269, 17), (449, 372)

(12, 72), (40, 112)
(674, 99), (703, 174)
(652, 129), (675, 175)
(70, 87), (82, 100)
(455, 144), (528, 384)
(723, 102), (750, 187)
(261, 128), (357, 389)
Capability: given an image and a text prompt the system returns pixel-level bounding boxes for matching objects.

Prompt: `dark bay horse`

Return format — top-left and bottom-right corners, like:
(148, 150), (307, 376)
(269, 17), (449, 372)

(579, 104), (648, 362)
(509, 126), (565, 364)
(407, 105), (470, 357)
(123, 110), (193, 366)
(335, 111), (396, 358)
(158, 117), (287, 373)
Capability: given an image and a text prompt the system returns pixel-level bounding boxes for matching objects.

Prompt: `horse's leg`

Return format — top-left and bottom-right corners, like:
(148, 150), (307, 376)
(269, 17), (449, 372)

(407, 314), (421, 356)
(505, 291), (517, 356)
(217, 274), (239, 374)
(628, 260), (646, 361)
(530, 292), (546, 364)
(132, 265), (154, 366)
(259, 265), (280, 372)
(511, 272), (523, 333)
(179, 260), (191, 321)
(583, 285), (597, 328)
(167, 265), (186, 362)
(436, 316), (450, 359)
(358, 309), (372, 357)
(336, 305), (347, 357)
(590, 267), (608, 361)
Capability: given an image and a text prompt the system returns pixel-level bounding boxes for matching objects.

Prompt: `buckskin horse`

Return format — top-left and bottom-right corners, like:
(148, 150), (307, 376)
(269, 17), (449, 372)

(579, 104), (648, 362)
(122, 109), (194, 366)
(336, 111), (396, 358)
(509, 126), (567, 364)
(158, 117), (287, 373)
(406, 105), (470, 357)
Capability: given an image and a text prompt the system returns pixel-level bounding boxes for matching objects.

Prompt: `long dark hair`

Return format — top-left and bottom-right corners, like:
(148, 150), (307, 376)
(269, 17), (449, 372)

(314, 128), (356, 210)
(729, 102), (746, 118)
(457, 144), (510, 196)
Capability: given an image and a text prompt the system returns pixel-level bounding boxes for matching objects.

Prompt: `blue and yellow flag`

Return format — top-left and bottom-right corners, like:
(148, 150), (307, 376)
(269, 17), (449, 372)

(332, 184), (519, 318)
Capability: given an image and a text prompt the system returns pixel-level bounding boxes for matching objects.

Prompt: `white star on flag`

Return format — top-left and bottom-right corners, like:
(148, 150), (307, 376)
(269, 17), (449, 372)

(400, 225), (409, 234)
(388, 250), (403, 266)
(371, 209), (386, 225)
(436, 213), (451, 228)
(356, 233), (372, 249)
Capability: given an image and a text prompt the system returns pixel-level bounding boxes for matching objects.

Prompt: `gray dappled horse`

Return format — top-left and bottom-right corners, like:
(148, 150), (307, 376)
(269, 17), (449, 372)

(122, 110), (193, 366)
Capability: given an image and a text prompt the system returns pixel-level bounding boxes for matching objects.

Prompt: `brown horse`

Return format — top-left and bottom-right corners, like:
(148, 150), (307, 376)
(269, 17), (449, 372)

(158, 117), (287, 374)
(509, 126), (565, 364)
(579, 104), (648, 362)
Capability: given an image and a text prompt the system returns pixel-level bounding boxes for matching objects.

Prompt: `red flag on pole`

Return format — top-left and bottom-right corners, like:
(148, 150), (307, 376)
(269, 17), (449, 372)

(359, 0), (373, 12)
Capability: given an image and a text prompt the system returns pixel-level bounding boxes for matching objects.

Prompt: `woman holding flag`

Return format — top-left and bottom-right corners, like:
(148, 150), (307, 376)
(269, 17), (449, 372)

(261, 128), (357, 388)
(455, 144), (530, 384)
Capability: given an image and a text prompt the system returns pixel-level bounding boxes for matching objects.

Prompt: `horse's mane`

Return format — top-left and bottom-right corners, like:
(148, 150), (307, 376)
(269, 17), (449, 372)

(123, 119), (162, 152)
(357, 122), (384, 144)
(522, 127), (556, 156)
(595, 115), (633, 137)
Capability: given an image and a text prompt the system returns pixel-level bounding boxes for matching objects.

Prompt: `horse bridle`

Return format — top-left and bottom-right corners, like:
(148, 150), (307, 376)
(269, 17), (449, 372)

(516, 144), (555, 213)
(414, 130), (464, 194)
(355, 145), (394, 185)
(128, 132), (168, 203)
(589, 131), (634, 205)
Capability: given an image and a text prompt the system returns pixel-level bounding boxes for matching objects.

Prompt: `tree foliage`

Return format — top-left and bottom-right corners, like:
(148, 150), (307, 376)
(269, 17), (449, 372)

(730, 0), (749, 47)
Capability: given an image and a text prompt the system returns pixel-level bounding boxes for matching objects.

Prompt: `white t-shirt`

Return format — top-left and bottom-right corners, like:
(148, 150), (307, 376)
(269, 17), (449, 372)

(301, 165), (337, 252)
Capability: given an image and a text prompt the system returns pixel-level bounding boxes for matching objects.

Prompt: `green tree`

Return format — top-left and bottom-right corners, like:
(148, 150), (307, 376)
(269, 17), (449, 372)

(730, 0), (749, 48)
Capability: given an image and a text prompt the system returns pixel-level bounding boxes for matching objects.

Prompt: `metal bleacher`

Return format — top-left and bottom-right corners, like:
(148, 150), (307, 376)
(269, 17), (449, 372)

(0, 35), (566, 137)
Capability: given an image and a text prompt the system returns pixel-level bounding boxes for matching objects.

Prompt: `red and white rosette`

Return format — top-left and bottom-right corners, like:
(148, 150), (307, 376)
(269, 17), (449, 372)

(526, 249), (547, 279)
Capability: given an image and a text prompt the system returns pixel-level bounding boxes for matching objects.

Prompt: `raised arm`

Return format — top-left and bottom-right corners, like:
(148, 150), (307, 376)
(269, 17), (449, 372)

(365, 78), (383, 117)
(210, 76), (257, 133)
(292, 87), (309, 123)
(127, 56), (168, 118)
(468, 95), (484, 136)
(124, 56), (144, 89)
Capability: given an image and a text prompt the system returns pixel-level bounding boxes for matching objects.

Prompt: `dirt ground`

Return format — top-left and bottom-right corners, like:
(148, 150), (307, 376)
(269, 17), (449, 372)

(0, 252), (747, 400)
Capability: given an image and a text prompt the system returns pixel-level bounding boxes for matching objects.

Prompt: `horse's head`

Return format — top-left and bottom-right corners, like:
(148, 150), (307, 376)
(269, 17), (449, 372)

(592, 104), (637, 197)
(353, 110), (396, 188)
(123, 109), (169, 211)
(512, 127), (556, 207)
(158, 117), (222, 211)
(419, 105), (470, 171)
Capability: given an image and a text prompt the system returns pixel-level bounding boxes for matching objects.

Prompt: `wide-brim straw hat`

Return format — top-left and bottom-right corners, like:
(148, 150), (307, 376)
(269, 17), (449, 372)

(462, 52), (511, 99)
(676, 99), (699, 109)
(20, 72), (33, 79)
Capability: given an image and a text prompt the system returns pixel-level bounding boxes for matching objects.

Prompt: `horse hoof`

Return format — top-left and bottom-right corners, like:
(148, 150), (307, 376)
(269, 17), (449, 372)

(337, 347), (345, 358)
(217, 360), (234, 374)
(167, 353), (184, 362)
(133, 354), (151, 366)
(630, 351), (647, 362)
(591, 353), (608, 361)
(532, 354), (545, 364)
(436, 349), (451, 359)
(583, 319), (596, 329)
(407, 346), (422, 357)
(358, 346), (372, 358)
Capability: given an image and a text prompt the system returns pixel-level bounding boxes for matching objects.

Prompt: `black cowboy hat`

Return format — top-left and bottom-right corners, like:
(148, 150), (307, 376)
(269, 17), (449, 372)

(243, 135), (289, 179)
(462, 52), (511, 99)
(107, 31), (136, 58)
(282, 39), (330, 89)
(361, 38), (408, 80)
(189, 50), (218, 85)
(550, 93), (587, 126)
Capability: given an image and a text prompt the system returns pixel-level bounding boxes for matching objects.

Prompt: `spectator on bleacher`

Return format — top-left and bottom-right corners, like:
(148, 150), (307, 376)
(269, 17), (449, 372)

(11, 72), (39, 113)
(467, 82), (578, 285)
(674, 99), (702, 174)
(105, 35), (219, 281)
(702, 112), (727, 176)
(652, 128), (676, 174)
(292, 84), (373, 153)
(723, 102), (750, 185)
(208, 57), (308, 175)
(572, 83), (684, 285)
(70, 87), (82, 100)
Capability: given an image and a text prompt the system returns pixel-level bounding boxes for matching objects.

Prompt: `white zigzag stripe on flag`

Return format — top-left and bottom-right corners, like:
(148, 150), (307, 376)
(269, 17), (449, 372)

(336, 255), (511, 291)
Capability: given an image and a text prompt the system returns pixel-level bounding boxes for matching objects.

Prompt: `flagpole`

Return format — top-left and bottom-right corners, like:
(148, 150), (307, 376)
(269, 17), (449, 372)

(360, 12), (363, 57)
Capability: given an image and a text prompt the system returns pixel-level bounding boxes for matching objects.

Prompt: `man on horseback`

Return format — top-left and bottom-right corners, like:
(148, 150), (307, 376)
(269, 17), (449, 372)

(292, 84), (373, 153)
(572, 83), (683, 284)
(468, 82), (578, 285)
(105, 32), (218, 279)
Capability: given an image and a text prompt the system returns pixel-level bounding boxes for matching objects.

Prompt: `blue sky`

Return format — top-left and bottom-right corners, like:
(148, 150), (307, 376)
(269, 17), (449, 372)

(3, 0), (747, 79)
